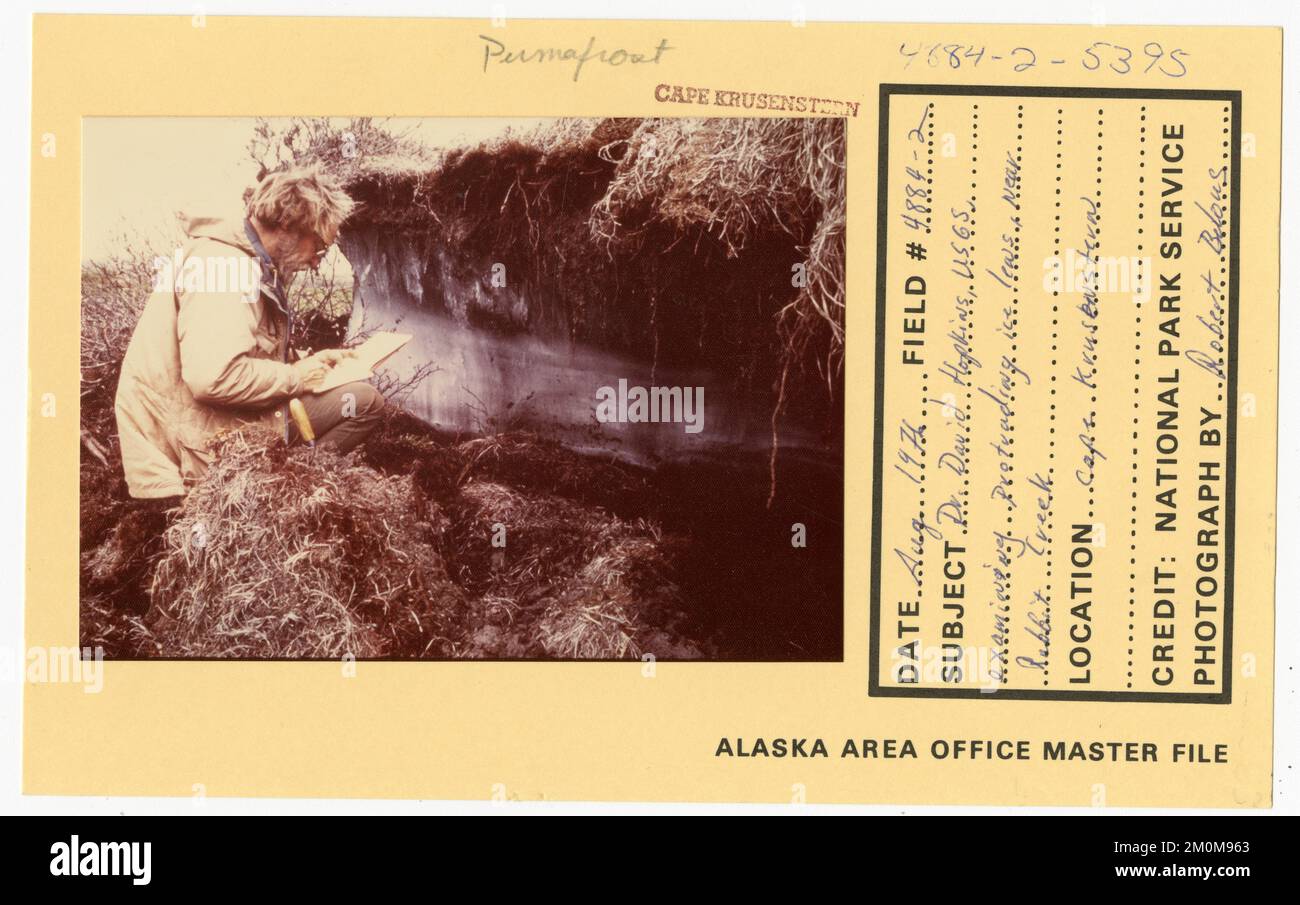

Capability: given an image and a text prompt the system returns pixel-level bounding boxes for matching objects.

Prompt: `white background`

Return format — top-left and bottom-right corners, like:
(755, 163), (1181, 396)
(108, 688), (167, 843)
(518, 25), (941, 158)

(0, 0), (1293, 816)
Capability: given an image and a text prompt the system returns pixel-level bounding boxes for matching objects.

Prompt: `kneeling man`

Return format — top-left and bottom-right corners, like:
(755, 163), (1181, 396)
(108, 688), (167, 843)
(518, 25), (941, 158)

(114, 165), (384, 499)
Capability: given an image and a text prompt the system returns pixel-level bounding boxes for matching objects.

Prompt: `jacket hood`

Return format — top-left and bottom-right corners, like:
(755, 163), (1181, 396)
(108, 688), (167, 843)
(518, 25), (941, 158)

(182, 215), (255, 255)
(181, 214), (291, 316)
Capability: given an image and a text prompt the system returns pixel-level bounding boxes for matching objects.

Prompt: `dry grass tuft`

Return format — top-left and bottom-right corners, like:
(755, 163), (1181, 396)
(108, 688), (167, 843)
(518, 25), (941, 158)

(536, 533), (700, 659)
(78, 387), (708, 659)
(444, 480), (704, 659)
(143, 429), (465, 658)
(95, 424), (698, 660)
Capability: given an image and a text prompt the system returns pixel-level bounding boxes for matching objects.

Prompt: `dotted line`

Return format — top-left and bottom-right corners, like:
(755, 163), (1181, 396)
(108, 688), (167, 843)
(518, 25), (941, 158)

(1087, 108), (1102, 531)
(1003, 104), (1025, 685)
(1210, 106), (1230, 686)
(964, 104), (977, 537)
(917, 102), (935, 608)
(925, 102), (935, 236)
(1046, 107), (1063, 686)
(1128, 106), (1146, 688)
(1218, 105), (1229, 407)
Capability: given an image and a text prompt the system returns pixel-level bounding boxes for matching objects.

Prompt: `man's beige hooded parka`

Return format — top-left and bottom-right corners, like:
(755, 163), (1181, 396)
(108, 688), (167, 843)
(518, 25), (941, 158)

(114, 217), (304, 498)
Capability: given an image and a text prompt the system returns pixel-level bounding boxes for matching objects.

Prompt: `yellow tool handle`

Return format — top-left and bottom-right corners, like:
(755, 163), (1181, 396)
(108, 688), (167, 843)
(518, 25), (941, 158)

(288, 398), (316, 445)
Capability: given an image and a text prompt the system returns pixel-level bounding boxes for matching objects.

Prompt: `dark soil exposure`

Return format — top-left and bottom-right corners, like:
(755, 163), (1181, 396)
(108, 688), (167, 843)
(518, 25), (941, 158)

(80, 116), (845, 660)
(361, 415), (843, 660)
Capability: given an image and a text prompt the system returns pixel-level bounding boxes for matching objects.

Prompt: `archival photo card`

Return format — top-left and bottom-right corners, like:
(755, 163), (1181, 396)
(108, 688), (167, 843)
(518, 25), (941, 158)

(24, 14), (1282, 809)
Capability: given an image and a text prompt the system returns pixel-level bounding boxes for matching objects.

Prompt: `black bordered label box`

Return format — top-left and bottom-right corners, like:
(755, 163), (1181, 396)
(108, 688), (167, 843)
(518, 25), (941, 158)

(871, 85), (1240, 702)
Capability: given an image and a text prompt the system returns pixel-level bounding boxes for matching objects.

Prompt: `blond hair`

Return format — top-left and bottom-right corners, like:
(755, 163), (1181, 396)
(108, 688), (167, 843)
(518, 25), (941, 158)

(246, 165), (355, 237)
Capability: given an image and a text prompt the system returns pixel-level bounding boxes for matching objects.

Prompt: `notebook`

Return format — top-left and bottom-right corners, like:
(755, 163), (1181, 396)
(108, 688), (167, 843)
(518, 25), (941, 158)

(312, 332), (412, 393)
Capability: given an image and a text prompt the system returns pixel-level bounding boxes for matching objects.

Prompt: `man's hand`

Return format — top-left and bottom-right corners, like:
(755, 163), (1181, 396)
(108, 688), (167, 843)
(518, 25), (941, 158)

(313, 348), (356, 368)
(292, 348), (356, 390)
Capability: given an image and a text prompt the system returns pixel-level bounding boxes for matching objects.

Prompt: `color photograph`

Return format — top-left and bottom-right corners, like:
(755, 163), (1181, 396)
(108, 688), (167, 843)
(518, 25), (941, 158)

(78, 116), (847, 660)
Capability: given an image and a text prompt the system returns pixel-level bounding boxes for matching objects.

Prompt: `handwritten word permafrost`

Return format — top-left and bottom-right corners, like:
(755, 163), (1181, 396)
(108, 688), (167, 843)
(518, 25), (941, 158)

(478, 34), (673, 82)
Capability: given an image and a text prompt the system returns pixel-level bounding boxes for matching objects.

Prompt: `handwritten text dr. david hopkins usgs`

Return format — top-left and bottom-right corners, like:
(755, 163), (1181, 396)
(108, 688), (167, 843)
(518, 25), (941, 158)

(478, 35), (673, 82)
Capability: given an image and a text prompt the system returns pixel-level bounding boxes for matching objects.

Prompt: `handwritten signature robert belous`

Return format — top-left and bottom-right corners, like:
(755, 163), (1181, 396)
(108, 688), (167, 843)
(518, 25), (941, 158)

(478, 34), (673, 82)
